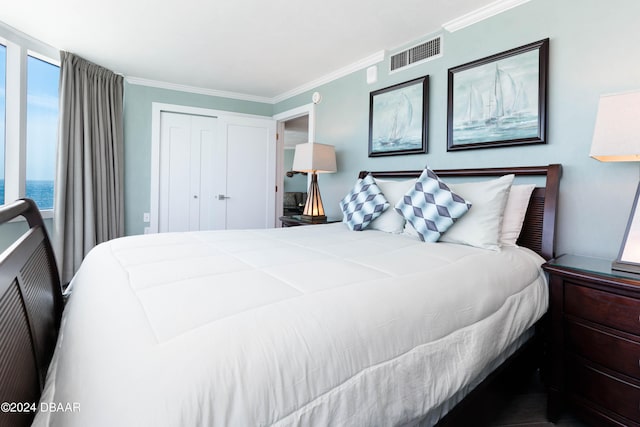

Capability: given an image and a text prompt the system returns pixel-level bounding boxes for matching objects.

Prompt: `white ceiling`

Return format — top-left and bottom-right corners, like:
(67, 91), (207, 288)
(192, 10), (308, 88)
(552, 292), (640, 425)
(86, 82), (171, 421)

(0, 0), (505, 101)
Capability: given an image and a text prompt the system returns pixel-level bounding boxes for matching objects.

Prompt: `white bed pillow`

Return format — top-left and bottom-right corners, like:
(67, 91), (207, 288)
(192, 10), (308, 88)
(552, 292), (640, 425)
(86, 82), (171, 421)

(500, 184), (536, 247)
(439, 174), (514, 250)
(369, 178), (416, 234)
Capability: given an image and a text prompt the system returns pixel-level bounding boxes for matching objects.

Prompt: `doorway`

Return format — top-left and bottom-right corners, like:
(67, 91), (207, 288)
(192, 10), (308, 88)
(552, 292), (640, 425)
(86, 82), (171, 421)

(282, 115), (309, 216)
(274, 103), (316, 226)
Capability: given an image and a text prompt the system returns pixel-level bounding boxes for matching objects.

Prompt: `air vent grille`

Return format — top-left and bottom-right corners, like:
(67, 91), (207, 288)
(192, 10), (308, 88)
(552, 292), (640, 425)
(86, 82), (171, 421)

(390, 36), (442, 72)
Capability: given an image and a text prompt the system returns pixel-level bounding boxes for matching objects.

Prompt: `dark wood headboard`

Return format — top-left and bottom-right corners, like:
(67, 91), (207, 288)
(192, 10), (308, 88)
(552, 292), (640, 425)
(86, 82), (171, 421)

(358, 164), (562, 260)
(0, 199), (63, 427)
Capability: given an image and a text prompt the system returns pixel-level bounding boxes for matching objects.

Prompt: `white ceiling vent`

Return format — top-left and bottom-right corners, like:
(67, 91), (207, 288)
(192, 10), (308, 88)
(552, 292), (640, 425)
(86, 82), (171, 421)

(390, 35), (442, 72)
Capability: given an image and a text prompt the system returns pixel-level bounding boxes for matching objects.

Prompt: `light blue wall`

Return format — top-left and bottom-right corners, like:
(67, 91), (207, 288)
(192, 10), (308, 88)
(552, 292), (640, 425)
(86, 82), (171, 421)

(0, 218), (53, 254)
(274, 0), (640, 259)
(121, 0), (640, 260)
(123, 83), (273, 235)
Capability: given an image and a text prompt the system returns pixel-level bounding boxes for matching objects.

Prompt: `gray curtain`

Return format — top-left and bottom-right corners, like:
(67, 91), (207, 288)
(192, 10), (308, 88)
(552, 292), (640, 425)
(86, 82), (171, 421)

(53, 52), (124, 285)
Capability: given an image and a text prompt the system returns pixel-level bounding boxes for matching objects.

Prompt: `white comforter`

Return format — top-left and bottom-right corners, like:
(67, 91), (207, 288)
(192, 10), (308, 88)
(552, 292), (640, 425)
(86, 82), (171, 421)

(34, 223), (547, 427)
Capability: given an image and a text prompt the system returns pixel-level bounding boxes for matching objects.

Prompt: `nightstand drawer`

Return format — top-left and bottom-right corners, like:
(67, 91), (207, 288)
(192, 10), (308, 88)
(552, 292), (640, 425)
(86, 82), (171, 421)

(566, 320), (640, 379)
(565, 283), (640, 336)
(544, 255), (640, 424)
(569, 362), (640, 422)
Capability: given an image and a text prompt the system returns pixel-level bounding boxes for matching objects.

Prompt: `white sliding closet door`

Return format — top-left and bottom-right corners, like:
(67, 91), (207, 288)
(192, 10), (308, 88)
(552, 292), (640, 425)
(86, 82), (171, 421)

(156, 110), (276, 233)
(221, 115), (276, 230)
(159, 112), (218, 232)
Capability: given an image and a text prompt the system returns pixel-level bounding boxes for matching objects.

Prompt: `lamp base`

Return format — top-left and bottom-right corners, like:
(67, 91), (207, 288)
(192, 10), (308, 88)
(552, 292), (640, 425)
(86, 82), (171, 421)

(612, 260), (640, 275)
(301, 173), (327, 220)
(612, 181), (640, 276)
(300, 214), (327, 223)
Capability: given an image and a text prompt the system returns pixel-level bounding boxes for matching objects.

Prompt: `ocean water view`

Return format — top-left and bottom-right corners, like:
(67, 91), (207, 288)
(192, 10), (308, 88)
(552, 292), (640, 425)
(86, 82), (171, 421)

(0, 180), (54, 210)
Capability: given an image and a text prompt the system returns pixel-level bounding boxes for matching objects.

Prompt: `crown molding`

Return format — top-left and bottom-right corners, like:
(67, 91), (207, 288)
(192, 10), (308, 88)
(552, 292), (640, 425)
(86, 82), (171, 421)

(270, 50), (385, 104)
(127, 50), (385, 105)
(442, 0), (531, 33)
(124, 76), (274, 104)
(0, 21), (59, 61)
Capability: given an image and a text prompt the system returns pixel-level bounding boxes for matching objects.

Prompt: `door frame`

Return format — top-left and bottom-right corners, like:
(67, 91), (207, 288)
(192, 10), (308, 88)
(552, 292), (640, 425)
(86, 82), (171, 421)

(150, 102), (277, 233)
(273, 103), (316, 226)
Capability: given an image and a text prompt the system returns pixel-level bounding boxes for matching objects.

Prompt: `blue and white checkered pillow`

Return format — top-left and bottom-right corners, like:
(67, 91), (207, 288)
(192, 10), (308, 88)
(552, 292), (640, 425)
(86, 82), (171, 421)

(395, 167), (472, 242)
(340, 174), (389, 231)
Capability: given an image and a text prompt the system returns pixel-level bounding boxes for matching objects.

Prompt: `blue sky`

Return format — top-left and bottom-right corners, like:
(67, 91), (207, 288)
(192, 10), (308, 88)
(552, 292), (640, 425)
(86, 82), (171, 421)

(0, 46), (59, 181)
(26, 56), (59, 181)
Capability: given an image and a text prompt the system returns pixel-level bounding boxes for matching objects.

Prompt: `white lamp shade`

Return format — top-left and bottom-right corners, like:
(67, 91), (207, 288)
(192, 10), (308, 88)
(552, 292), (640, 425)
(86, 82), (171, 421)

(590, 90), (640, 162)
(292, 143), (337, 173)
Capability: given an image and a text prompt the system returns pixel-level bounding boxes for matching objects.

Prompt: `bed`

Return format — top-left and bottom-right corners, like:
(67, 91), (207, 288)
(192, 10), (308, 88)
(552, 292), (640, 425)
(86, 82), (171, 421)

(0, 164), (561, 427)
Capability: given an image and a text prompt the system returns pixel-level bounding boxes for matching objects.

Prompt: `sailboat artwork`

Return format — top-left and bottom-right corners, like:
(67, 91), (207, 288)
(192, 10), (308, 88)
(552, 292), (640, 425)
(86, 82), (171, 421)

(448, 39), (548, 150)
(461, 65), (534, 129)
(369, 76), (427, 156)
(383, 93), (413, 144)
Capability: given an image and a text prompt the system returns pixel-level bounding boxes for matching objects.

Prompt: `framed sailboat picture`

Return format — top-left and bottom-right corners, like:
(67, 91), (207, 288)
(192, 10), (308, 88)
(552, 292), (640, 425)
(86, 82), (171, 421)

(368, 76), (428, 157)
(447, 39), (549, 151)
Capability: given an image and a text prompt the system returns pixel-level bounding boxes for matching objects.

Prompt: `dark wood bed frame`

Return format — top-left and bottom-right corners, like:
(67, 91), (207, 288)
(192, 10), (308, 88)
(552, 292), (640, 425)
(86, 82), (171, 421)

(360, 164), (562, 426)
(0, 199), (63, 427)
(0, 165), (561, 427)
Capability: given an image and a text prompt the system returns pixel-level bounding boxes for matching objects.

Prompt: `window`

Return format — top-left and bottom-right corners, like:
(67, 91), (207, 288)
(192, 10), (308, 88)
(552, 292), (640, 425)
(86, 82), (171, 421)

(0, 28), (59, 214)
(26, 55), (59, 210)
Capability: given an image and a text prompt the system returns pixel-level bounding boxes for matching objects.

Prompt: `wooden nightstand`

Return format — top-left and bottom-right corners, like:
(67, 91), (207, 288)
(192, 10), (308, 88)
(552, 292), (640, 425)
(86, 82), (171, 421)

(279, 215), (341, 227)
(543, 254), (640, 426)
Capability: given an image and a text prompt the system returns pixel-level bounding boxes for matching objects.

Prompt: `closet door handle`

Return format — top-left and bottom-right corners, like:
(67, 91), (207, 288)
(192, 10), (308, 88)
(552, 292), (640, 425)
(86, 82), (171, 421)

(217, 194), (230, 200)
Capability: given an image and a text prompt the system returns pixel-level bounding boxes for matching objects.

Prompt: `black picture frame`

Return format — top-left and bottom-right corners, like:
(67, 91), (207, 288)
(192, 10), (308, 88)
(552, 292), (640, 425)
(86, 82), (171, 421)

(368, 76), (428, 157)
(447, 38), (549, 151)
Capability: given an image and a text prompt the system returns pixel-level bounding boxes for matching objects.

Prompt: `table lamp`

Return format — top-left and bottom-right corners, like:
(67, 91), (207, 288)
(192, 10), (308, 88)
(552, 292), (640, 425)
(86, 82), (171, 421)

(292, 142), (337, 222)
(590, 90), (640, 273)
